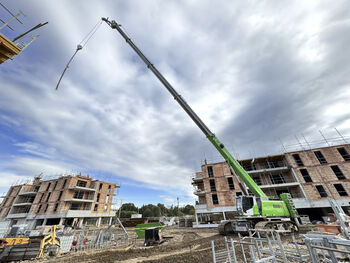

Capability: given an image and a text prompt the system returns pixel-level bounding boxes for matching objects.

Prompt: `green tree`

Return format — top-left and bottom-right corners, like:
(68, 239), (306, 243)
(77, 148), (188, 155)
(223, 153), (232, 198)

(143, 208), (152, 217)
(121, 203), (138, 212)
(152, 206), (161, 217)
(120, 210), (137, 218)
(157, 203), (167, 216)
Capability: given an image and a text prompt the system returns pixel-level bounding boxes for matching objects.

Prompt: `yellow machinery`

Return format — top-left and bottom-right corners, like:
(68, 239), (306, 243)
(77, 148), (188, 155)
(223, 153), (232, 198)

(0, 237), (29, 247)
(0, 225), (61, 262)
(37, 225), (60, 258)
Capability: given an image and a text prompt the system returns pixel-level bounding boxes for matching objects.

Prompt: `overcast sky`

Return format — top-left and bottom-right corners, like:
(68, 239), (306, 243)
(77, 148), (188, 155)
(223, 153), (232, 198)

(0, 0), (349, 207)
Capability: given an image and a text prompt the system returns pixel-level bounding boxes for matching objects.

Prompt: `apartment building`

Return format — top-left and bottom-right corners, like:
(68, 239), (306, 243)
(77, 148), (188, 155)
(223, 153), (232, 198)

(192, 144), (350, 224)
(0, 174), (120, 229)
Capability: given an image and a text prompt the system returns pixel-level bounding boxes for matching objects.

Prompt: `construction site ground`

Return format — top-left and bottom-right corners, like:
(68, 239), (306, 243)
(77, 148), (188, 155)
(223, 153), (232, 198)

(31, 225), (309, 263)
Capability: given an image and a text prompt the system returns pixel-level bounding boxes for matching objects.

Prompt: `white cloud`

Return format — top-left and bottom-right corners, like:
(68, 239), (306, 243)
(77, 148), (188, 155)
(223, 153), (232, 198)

(0, 0), (350, 201)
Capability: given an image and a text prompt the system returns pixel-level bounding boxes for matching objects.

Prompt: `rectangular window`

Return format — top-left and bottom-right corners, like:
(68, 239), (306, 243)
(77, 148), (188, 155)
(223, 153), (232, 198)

(209, 179), (216, 192)
(292, 154), (304, 167)
(44, 204), (48, 213)
(227, 177), (235, 190)
(77, 180), (87, 187)
(108, 185), (111, 193)
(236, 192), (242, 197)
(62, 179), (67, 189)
(58, 191), (63, 201)
(37, 204), (42, 213)
(39, 193), (44, 203)
(53, 181), (58, 190)
(46, 182), (51, 191)
(53, 203), (59, 212)
(99, 183), (103, 191)
(96, 193), (100, 202)
(316, 185), (328, 197)
(331, 165), (346, 180)
(94, 204), (98, 211)
(334, 184), (348, 196)
(300, 169), (313, 182)
(212, 194), (219, 205)
(70, 203), (81, 210)
(314, 151), (327, 164)
(253, 176), (262, 185)
(34, 186), (40, 192)
(207, 166), (214, 177)
(269, 174), (286, 184)
(73, 191), (84, 199)
(338, 147), (350, 161)
(46, 192), (51, 202)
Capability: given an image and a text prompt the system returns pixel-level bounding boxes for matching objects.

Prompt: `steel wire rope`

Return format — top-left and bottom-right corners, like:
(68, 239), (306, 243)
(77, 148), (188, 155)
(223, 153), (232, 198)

(56, 19), (102, 90)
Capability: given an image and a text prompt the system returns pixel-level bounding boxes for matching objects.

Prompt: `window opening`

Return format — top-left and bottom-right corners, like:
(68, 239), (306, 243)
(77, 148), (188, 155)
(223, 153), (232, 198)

(334, 184), (348, 196)
(207, 166), (214, 177)
(300, 169), (313, 182)
(209, 179), (216, 192)
(212, 194), (219, 205)
(227, 177), (235, 190)
(338, 148), (350, 161)
(314, 151), (327, 164)
(292, 154), (304, 166)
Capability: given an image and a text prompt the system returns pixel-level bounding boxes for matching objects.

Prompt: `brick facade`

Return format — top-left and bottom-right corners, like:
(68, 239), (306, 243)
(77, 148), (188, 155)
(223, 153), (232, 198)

(193, 144), (350, 222)
(0, 174), (120, 229)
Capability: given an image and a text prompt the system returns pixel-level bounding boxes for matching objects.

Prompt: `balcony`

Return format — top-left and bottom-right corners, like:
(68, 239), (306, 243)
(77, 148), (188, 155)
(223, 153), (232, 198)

(194, 189), (205, 196)
(247, 166), (289, 175)
(7, 213), (28, 219)
(195, 204), (207, 210)
(260, 182), (300, 189)
(68, 185), (96, 192)
(18, 186), (39, 196)
(64, 198), (94, 203)
(18, 191), (37, 196)
(65, 210), (116, 218)
(12, 202), (33, 207)
(192, 176), (203, 183)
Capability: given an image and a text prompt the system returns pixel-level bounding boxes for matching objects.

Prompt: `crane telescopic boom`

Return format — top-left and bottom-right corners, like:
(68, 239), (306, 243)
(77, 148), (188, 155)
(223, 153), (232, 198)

(102, 17), (266, 198)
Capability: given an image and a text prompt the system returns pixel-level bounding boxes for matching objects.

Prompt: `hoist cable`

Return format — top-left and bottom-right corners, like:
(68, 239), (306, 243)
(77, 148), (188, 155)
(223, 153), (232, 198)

(56, 19), (102, 90)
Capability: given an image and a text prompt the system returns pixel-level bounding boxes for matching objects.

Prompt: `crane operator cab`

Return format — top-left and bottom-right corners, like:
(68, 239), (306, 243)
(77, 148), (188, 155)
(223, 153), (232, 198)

(236, 196), (263, 216)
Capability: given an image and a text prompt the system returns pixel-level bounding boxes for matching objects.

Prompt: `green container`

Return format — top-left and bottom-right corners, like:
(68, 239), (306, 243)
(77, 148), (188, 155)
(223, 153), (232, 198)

(134, 223), (165, 239)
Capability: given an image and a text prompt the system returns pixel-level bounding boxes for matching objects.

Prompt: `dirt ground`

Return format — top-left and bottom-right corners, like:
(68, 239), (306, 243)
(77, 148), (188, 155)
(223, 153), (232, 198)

(36, 226), (226, 263)
(30, 226), (310, 263)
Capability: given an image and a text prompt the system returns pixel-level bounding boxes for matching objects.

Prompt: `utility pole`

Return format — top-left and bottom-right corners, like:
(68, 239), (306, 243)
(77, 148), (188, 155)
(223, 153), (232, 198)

(118, 199), (123, 218)
(177, 197), (179, 216)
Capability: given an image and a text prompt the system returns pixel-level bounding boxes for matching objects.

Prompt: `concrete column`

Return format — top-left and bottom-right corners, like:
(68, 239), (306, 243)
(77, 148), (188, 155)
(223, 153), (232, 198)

(78, 218), (84, 227)
(96, 217), (101, 227)
(195, 213), (199, 225)
(108, 217), (112, 225)
(42, 218), (47, 226)
(222, 211), (226, 220)
(58, 218), (64, 226)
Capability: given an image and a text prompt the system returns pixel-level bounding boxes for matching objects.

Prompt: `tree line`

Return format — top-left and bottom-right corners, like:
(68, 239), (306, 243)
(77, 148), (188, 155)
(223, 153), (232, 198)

(117, 203), (195, 218)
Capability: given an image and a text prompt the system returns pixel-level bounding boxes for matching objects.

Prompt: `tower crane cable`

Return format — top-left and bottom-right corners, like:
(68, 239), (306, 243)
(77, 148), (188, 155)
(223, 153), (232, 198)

(56, 19), (102, 90)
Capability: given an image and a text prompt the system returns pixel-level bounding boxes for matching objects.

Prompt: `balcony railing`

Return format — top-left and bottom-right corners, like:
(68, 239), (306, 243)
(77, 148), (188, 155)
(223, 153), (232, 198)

(193, 189), (205, 196)
(64, 197), (94, 203)
(12, 202), (33, 207)
(68, 185), (96, 192)
(18, 187), (39, 196)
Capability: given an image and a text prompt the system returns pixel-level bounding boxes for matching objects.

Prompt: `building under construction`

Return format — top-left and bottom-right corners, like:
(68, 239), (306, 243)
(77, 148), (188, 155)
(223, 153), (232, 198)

(0, 174), (119, 229)
(193, 143), (350, 225)
(0, 3), (47, 64)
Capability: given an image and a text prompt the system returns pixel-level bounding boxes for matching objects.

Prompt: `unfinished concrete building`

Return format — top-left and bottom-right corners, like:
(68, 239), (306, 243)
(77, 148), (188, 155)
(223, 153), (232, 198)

(193, 144), (350, 225)
(0, 174), (119, 229)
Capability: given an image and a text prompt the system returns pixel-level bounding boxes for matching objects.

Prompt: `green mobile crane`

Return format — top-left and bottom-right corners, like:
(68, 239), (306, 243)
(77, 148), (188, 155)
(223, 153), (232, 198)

(102, 17), (300, 234)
